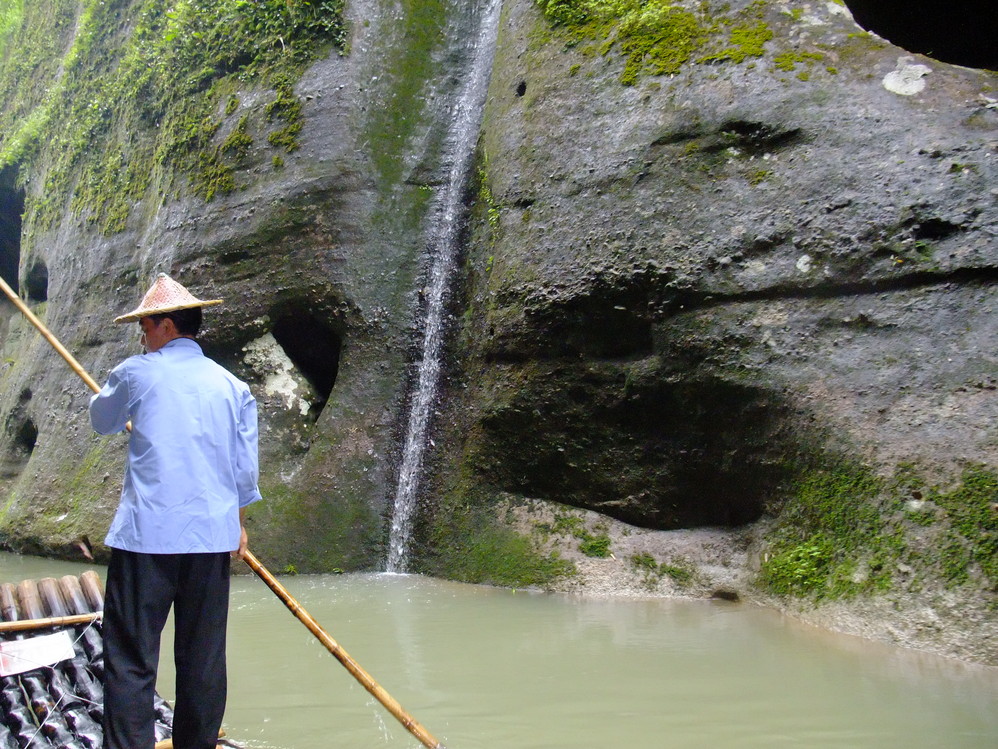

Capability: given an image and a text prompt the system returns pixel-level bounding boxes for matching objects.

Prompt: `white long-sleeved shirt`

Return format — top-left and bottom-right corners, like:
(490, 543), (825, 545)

(90, 337), (262, 553)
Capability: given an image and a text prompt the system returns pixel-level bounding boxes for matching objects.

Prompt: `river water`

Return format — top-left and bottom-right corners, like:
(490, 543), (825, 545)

(2, 553), (996, 749)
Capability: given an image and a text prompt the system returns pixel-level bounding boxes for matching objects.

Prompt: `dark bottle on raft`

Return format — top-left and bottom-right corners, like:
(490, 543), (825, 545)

(33, 579), (105, 722)
(0, 678), (53, 748)
(22, 673), (86, 749)
(44, 670), (102, 749)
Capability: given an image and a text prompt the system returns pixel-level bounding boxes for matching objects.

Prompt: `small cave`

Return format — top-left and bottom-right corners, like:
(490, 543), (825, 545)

(269, 303), (343, 416)
(475, 371), (799, 530)
(0, 166), (24, 296)
(842, 0), (997, 70)
(1, 390), (37, 480)
(12, 418), (38, 456)
(24, 258), (48, 302)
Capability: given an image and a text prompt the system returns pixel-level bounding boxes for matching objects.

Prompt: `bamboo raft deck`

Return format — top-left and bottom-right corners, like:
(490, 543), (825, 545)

(0, 572), (196, 749)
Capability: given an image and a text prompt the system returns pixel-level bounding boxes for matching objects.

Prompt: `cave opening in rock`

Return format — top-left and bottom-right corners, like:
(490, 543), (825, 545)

(270, 303), (342, 413)
(0, 166), (24, 296)
(1, 390), (37, 479)
(476, 371), (798, 530)
(12, 417), (37, 456)
(23, 259), (48, 302)
(0, 416), (38, 480)
(842, 0), (997, 70)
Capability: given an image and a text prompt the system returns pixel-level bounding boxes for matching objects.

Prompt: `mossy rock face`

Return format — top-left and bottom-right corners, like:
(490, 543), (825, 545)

(415, 0), (997, 659)
(0, 0), (481, 571)
(0, 0), (996, 664)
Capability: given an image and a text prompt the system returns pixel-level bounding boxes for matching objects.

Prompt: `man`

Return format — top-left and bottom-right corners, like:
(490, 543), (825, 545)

(89, 273), (263, 749)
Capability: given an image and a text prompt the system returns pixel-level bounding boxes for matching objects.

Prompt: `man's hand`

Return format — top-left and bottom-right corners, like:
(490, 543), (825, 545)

(233, 506), (249, 559)
(233, 524), (249, 559)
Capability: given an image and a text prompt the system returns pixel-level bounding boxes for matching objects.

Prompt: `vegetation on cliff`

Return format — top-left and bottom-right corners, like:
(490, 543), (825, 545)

(534, 0), (785, 84)
(759, 462), (998, 606)
(0, 0), (346, 236)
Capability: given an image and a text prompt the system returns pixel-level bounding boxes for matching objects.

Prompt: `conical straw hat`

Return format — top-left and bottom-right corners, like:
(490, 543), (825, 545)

(113, 273), (223, 323)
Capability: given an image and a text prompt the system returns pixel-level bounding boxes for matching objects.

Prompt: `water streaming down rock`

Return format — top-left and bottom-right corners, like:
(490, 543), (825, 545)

(387, 0), (503, 573)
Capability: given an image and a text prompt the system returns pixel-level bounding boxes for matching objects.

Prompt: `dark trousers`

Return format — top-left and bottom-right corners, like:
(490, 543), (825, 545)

(103, 549), (230, 749)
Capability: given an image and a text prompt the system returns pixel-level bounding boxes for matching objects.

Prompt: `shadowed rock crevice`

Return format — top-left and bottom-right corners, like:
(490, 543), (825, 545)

(471, 367), (800, 530)
(646, 119), (806, 168)
(23, 258), (48, 302)
(1, 390), (37, 480)
(663, 266), (998, 317)
(0, 166), (23, 295)
(270, 302), (342, 416)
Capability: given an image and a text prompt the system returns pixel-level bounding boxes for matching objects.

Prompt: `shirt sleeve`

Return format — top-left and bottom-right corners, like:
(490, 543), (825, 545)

(236, 389), (263, 507)
(89, 365), (131, 435)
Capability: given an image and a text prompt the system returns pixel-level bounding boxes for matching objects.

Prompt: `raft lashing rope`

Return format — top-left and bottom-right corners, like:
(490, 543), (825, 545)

(0, 572), (175, 748)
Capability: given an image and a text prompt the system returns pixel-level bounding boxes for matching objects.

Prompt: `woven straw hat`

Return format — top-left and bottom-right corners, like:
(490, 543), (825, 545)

(113, 273), (223, 324)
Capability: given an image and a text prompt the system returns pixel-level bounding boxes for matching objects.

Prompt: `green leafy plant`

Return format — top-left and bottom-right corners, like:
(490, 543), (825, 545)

(579, 533), (611, 557)
(659, 560), (695, 586)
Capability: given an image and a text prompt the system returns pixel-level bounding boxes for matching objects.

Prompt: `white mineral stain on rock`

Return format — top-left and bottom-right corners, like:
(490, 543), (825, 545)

(796, 254), (814, 273)
(883, 57), (931, 96)
(242, 333), (312, 416)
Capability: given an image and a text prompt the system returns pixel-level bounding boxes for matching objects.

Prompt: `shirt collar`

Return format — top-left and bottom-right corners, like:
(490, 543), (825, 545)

(162, 337), (202, 352)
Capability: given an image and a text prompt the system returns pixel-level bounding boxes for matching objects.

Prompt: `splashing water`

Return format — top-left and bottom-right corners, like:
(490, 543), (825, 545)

(387, 0), (503, 573)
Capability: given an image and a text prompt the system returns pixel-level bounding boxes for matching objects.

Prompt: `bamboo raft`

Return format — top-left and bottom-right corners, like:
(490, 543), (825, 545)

(0, 572), (211, 749)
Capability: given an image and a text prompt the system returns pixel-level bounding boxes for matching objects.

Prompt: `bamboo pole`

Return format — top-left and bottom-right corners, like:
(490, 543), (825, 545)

(2, 275), (447, 749)
(241, 550), (445, 748)
(0, 612), (101, 634)
(153, 729), (224, 749)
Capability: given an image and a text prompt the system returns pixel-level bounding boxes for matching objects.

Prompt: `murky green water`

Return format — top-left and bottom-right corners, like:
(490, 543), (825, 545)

(2, 553), (996, 749)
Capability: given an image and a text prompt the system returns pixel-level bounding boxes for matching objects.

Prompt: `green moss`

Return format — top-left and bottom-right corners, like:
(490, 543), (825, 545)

(0, 0), (347, 236)
(660, 559), (696, 586)
(364, 0), (447, 191)
(476, 149), (502, 232)
(630, 552), (657, 571)
(579, 533), (611, 557)
(534, 0), (780, 85)
(760, 535), (835, 595)
(698, 20), (773, 65)
(931, 467), (998, 586)
(760, 460), (998, 601)
(617, 6), (711, 85)
(539, 509), (612, 557)
(773, 49), (824, 73)
(264, 80), (304, 152)
(250, 473), (382, 573)
(428, 503), (576, 587)
(758, 460), (895, 599)
(221, 115), (253, 160)
(628, 552), (696, 588)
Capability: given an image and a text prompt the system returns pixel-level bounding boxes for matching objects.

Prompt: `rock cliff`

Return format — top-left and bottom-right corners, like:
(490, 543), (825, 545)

(0, 0), (481, 570)
(0, 1), (995, 663)
(420, 0), (998, 663)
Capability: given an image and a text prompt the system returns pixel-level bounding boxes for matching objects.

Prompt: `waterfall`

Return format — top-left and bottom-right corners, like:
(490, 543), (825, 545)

(386, 0), (502, 573)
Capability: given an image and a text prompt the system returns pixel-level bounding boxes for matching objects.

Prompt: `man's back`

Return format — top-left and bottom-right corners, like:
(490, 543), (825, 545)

(90, 337), (260, 553)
